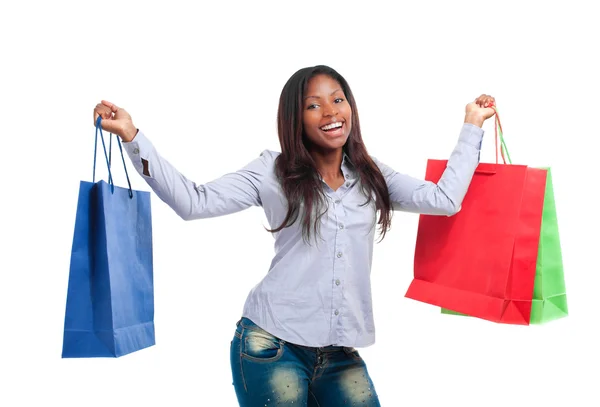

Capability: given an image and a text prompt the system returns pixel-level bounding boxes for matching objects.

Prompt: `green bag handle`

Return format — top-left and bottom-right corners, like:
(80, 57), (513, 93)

(492, 105), (512, 165)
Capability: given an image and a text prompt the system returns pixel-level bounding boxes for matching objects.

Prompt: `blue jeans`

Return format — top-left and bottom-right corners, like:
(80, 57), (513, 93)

(230, 317), (381, 406)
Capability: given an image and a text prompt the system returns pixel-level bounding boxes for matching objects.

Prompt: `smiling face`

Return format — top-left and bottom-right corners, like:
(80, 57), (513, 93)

(302, 74), (353, 152)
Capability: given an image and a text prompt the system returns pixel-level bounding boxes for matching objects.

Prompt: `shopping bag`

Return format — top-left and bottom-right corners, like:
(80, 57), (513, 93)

(441, 167), (568, 324)
(62, 118), (155, 357)
(529, 167), (568, 322)
(404, 108), (552, 325)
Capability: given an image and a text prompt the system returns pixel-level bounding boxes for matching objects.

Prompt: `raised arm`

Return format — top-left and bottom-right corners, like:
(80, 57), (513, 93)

(93, 100), (272, 220)
(371, 94), (496, 216)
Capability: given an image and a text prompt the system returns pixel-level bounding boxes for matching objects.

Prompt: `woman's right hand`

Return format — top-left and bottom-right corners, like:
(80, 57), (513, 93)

(93, 100), (138, 142)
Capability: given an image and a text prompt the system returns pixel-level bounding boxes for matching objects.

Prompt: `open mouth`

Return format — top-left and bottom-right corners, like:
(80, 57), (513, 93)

(319, 121), (344, 136)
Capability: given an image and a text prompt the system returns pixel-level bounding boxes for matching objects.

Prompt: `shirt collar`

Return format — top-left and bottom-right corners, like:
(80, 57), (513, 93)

(316, 151), (356, 182)
(342, 151), (355, 167)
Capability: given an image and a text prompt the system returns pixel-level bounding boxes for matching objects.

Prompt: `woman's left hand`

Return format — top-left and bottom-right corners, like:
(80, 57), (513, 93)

(464, 94), (496, 128)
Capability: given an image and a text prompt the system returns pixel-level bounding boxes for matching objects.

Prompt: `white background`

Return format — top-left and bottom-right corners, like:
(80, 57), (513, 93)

(1, 0), (598, 406)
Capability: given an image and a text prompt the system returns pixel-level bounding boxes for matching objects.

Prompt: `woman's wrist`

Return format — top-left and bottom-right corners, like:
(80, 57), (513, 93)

(121, 123), (138, 142)
(463, 112), (485, 128)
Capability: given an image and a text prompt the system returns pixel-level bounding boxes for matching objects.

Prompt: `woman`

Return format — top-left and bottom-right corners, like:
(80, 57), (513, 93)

(93, 65), (495, 406)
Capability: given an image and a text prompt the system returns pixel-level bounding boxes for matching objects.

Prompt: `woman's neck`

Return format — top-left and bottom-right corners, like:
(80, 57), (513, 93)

(310, 147), (344, 181)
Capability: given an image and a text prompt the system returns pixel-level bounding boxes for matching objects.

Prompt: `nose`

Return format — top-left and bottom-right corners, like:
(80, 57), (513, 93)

(324, 104), (338, 117)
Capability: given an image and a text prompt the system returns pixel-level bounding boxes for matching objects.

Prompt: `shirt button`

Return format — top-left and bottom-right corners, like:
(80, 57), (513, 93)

(346, 182), (350, 187)
(339, 224), (344, 229)
(337, 252), (343, 258)
(334, 310), (339, 316)
(133, 148), (139, 154)
(345, 174), (349, 179)
(335, 279), (341, 286)
(335, 200), (340, 204)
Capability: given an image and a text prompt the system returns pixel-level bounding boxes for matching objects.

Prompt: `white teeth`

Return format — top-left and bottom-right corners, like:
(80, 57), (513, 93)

(320, 122), (343, 131)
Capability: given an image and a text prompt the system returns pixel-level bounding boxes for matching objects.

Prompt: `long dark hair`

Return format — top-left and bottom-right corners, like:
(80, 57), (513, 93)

(268, 65), (392, 242)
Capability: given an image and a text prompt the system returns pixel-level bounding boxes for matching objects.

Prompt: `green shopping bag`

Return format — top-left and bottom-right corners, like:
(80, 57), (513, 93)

(441, 109), (567, 324)
(441, 167), (568, 323)
(528, 167), (568, 323)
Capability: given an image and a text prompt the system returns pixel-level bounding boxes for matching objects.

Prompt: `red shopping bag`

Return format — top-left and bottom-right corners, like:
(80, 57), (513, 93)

(404, 109), (547, 325)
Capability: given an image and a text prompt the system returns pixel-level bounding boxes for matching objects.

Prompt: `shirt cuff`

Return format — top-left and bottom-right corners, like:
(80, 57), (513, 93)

(122, 130), (153, 155)
(458, 123), (485, 148)
(121, 130), (154, 175)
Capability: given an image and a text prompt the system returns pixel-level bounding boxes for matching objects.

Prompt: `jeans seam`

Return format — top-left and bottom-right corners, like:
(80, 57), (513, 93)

(308, 389), (321, 407)
(311, 350), (327, 382)
(239, 326), (247, 392)
(343, 346), (362, 362)
(240, 343), (285, 363)
(239, 320), (286, 363)
(311, 364), (318, 382)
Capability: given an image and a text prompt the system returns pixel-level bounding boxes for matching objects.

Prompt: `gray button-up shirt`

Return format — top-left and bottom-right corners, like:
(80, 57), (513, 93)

(123, 123), (484, 348)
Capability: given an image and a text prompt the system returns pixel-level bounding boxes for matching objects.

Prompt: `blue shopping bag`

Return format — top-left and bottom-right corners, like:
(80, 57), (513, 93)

(62, 117), (155, 358)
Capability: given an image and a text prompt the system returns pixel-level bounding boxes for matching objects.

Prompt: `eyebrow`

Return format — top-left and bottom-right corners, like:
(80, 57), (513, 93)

(304, 88), (343, 101)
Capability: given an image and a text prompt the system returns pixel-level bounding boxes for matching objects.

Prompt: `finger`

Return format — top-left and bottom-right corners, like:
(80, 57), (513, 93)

(98, 117), (121, 133)
(93, 104), (114, 126)
(479, 95), (492, 107)
(101, 100), (120, 113)
(94, 106), (107, 124)
(95, 105), (113, 119)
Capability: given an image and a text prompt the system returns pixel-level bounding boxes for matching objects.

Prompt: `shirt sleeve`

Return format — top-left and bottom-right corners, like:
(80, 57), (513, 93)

(121, 131), (273, 220)
(372, 123), (484, 216)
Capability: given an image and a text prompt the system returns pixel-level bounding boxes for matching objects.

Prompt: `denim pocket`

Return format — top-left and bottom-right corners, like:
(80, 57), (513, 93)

(344, 347), (363, 362)
(241, 328), (284, 363)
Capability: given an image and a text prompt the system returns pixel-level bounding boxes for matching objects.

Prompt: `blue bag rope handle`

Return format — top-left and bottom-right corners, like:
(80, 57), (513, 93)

(108, 128), (112, 168)
(93, 116), (113, 189)
(93, 116), (134, 198)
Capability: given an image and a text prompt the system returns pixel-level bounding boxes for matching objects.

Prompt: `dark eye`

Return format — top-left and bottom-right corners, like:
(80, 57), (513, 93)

(307, 104), (318, 110)
(334, 98), (344, 103)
